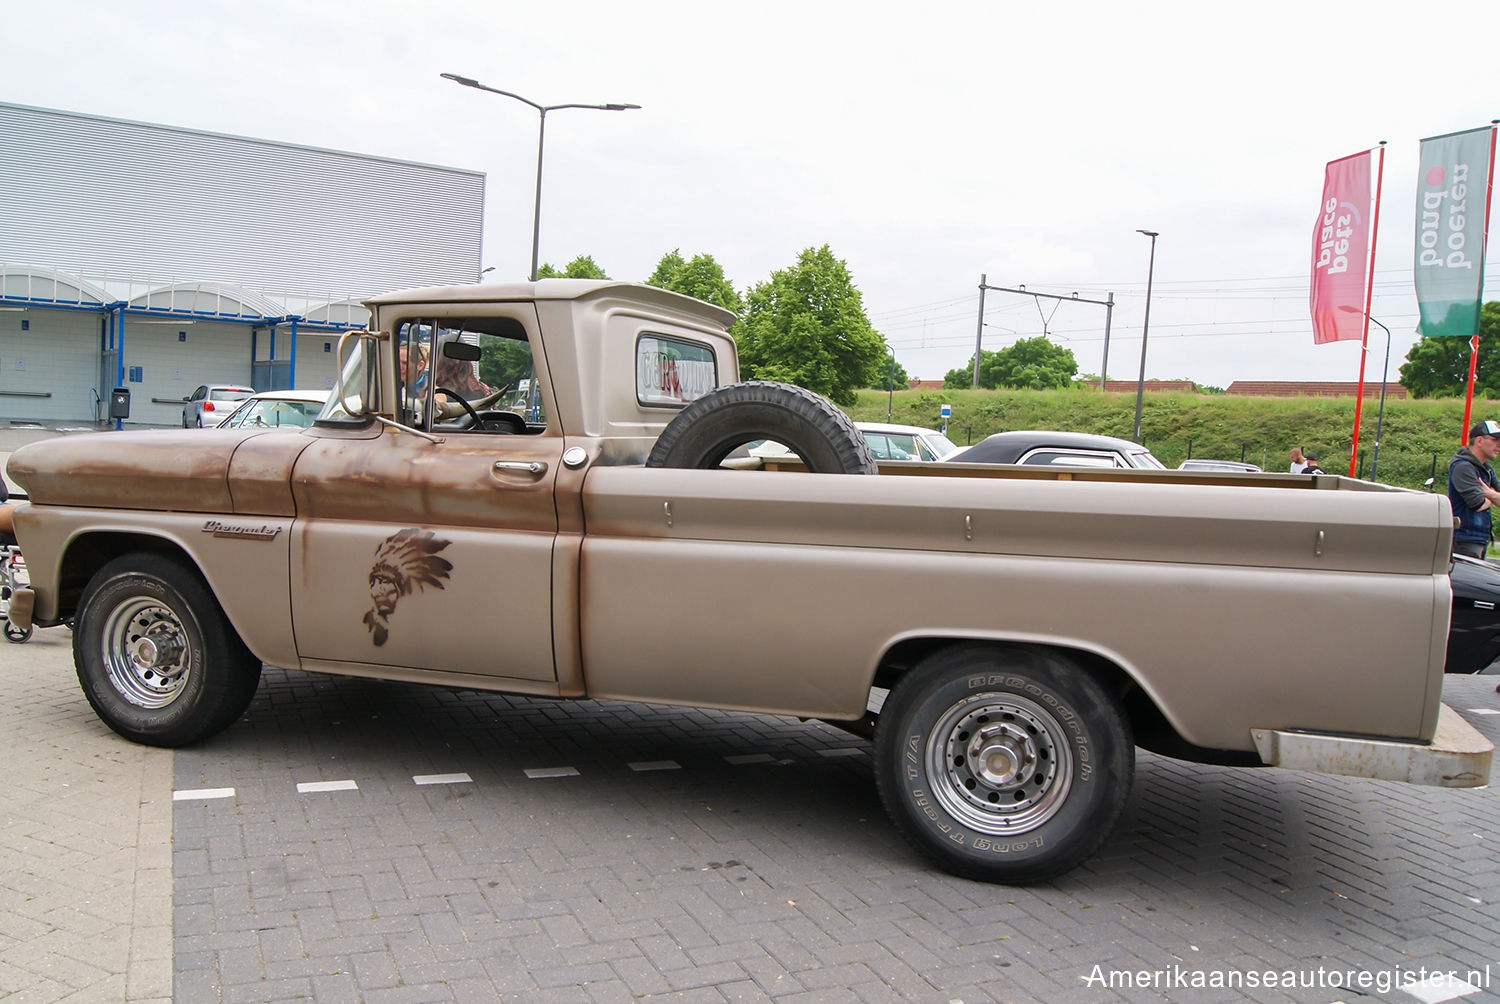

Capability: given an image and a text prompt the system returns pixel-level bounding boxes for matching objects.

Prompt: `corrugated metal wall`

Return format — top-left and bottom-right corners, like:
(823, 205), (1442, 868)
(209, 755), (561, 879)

(0, 102), (485, 298)
(129, 321), (253, 425)
(0, 309), (100, 423)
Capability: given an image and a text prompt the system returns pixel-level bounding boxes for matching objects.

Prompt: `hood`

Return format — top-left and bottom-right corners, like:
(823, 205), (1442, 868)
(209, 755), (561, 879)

(7, 428), (316, 517)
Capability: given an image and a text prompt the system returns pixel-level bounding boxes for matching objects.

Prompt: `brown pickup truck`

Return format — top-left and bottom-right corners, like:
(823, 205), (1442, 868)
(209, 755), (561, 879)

(7, 279), (1492, 884)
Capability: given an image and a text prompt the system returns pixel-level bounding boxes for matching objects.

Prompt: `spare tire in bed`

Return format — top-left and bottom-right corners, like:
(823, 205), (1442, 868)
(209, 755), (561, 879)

(646, 380), (878, 475)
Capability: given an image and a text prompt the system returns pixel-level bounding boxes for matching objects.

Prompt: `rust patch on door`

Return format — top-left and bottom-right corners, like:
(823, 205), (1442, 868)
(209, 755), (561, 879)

(363, 528), (453, 646)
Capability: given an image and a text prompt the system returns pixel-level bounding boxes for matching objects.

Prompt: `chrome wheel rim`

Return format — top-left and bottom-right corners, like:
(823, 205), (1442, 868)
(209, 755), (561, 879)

(925, 693), (1072, 834)
(100, 597), (191, 708)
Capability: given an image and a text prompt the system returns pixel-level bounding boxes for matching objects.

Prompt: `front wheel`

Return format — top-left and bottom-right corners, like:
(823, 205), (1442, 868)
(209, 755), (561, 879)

(74, 553), (261, 747)
(875, 644), (1133, 884)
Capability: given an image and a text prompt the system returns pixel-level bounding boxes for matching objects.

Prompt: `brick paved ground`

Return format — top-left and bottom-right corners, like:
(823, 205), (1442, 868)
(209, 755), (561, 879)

(0, 625), (172, 1003)
(169, 669), (1500, 1004)
(1, 510), (1495, 1004)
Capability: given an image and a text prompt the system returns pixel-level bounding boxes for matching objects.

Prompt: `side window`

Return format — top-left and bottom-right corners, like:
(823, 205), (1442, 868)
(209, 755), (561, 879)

(396, 322), (434, 428)
(1022, 450), (1120, 469)
(888, 435), (919, 459)
(397, 317), (546, 433)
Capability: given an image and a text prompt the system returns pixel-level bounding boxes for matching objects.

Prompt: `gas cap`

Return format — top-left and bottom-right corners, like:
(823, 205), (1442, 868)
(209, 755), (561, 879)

(562, 446), (589, 469)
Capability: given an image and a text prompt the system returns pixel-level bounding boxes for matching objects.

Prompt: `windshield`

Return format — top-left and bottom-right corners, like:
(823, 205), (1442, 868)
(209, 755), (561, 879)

(925, 433), (960, 459)
(317, 330), (376, 423)
(225, 397), (324, 429)
(1131, 450), (1167, 469)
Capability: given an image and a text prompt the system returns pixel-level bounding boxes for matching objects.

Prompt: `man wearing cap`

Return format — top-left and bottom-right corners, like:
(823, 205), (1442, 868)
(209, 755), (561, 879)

(1448, 421), (1500, 559)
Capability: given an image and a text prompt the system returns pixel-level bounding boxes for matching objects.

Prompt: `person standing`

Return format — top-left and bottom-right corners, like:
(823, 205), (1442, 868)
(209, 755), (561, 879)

(1289, 447), (1308, 474)
(1448, 421), (1500, 560)
(1301, 451), (1325, 475)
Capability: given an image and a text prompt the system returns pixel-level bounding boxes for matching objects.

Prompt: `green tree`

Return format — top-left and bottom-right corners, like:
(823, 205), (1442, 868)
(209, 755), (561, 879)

(478, 339), (535, 392)
(990, 336), (1077, 389)
(1400, 301), (1500, 397)
(644, 249), (744, 316)
(944, 355), (986, 389)
(736, 245), (887, 406)
(872, 356), (910, 391)
(944, 337), (1077, 390)
(536, 254), (609, 279)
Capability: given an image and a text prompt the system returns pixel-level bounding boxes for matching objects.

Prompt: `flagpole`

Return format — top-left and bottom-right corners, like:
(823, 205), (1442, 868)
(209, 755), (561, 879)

(1348, 141), (1385, 477)
(1460, 121), (1497, 446)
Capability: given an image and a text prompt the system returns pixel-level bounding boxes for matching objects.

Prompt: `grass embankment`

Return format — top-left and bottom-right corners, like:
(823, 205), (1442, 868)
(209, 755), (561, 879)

(846, 388), (1499, 492)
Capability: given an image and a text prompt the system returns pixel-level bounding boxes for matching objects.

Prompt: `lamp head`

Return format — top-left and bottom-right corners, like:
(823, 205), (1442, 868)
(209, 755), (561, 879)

(1137, 229), (1159, 238)
(441, 72), (481, 88)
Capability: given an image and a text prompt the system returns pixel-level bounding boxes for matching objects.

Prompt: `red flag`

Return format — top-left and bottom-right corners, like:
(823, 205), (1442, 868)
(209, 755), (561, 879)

(1309, 151), (1371, 344)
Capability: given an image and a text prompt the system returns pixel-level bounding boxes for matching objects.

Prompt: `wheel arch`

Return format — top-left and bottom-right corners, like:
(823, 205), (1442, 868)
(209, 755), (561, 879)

(49, 528), (292, 667)
(869, 634), (1258, 767)
(55, 530), (197, 622)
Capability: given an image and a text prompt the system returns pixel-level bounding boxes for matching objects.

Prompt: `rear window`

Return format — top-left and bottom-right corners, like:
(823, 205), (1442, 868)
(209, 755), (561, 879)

(211, 387), (254, 401)
(636, 334), (717, 407)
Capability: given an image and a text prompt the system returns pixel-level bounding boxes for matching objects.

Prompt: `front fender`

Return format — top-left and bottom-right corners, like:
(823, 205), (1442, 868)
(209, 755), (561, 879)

(13, 507), (298, 669)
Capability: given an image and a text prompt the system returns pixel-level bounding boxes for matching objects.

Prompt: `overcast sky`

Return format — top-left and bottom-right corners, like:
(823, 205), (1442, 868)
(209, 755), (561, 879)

(5, 0), (1497, 388)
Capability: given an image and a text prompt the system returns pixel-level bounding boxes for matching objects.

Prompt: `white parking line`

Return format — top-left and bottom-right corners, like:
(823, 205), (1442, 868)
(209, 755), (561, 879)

(413, 773), (473, 785)
(523, 766), (579, 779)
(1467, 708), (1499, 716)
(628, 760), (680, 772)
(172, 787), (235, 801)
(296, 780), (358, 793)
(725, 753), (775, 765)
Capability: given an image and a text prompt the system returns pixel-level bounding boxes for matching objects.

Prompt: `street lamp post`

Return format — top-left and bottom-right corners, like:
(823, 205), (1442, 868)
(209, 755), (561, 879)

(1340, 306), (1393, 480)
(886, 352), (896, 421)
(441, 73), (640, 282)
(1132, 230), (1159, 444)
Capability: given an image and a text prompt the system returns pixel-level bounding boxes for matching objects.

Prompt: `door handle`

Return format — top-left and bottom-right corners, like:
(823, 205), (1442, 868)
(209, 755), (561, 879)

(493, 460), (547, 476)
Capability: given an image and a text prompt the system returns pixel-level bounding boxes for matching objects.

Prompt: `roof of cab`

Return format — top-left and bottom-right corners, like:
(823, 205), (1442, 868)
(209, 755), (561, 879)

(363, 278), (737, 329)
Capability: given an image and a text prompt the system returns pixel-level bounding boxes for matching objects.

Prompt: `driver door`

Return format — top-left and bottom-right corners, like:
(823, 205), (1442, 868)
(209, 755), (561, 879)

(289, 305), (563, 684)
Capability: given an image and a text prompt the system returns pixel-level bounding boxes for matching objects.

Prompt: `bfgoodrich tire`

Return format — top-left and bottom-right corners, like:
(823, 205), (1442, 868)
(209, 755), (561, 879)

(874, 644), (1133, 884)
(646, 381), (878, 474)
(73, 553), (262, 747)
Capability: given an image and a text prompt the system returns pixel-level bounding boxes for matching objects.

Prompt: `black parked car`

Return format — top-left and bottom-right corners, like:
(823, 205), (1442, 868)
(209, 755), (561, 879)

(943, 430), (1167, 470)
(1447, 554), (1500, 674)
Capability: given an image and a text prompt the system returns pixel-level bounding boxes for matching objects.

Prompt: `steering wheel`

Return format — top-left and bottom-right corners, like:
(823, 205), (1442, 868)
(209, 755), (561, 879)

(435, 387), (482, 428)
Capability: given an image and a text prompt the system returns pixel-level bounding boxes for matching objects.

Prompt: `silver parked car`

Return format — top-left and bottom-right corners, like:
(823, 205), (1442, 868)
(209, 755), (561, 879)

(182, 384), (254, 427)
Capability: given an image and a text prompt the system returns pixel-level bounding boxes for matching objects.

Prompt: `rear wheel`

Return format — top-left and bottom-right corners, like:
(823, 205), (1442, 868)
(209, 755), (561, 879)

(874, 644), (1133, 884)
(74, 553), (261, 747)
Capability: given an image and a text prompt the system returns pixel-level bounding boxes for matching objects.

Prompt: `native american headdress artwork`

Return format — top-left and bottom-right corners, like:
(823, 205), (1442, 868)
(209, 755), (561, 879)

(362, 528), (453, 646)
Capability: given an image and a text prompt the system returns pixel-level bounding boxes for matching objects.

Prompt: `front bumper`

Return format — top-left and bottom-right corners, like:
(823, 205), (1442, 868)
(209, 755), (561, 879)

(5, 588), (33, 633)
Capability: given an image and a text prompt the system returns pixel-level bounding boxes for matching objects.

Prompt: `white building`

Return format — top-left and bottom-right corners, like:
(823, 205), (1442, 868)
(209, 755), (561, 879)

(0, 102), (485, 426)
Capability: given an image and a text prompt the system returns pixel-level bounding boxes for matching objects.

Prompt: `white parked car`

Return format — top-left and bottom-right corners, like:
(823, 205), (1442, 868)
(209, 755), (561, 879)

(743, 422), (960, 465)
(854, 422), (960, 461)
(214, 389), (330, 430)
